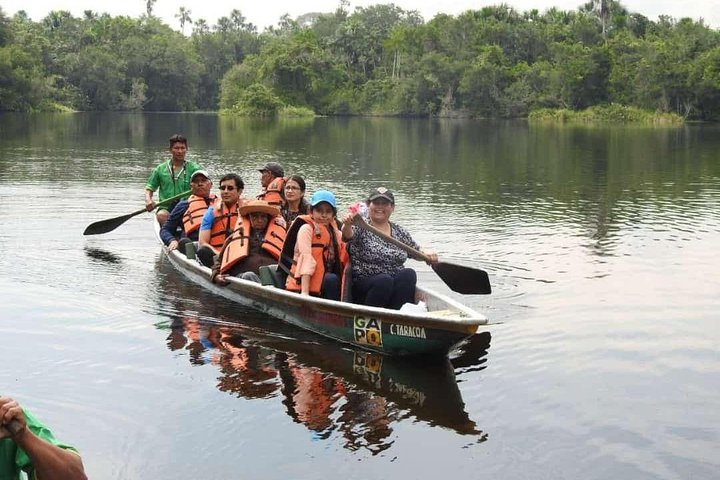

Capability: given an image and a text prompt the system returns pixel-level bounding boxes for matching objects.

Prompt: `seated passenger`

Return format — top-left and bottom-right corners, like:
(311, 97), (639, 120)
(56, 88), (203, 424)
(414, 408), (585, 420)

(211, 200), (286, 284)
(197, 173), (245, 267)
(340, 187), (437, 310)
(280, 175), (311, 226)
(159, 170), (217, 255)
(256, 162), (286, 207)
(282, 190), (347, 301)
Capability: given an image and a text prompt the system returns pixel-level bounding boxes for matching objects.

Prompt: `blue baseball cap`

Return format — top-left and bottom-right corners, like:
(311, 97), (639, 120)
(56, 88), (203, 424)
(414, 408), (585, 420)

(310, 190), (337, 209)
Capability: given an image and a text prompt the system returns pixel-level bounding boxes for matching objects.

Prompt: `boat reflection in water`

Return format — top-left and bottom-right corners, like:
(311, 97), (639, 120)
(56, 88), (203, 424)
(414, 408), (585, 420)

(154, 259), (491, 453)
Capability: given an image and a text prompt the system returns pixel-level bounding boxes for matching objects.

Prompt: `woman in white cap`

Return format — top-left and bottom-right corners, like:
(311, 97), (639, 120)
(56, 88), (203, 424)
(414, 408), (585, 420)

(281, 190), (347, 300)
(341, 187), (437, 309)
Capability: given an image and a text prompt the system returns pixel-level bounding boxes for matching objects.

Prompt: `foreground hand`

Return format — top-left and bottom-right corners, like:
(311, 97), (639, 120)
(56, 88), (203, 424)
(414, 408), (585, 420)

(422, 249), (439, 265)
(145, 200), (156, 212)
(213, 274), (230, 286)
(167, 240), (179, 252)
(0, 396), (27, 440)
(341, 212), (356, 225)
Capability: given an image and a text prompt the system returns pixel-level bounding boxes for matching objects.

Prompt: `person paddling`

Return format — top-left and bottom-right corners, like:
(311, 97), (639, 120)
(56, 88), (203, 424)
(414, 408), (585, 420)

(341, 187), (437, 310)
(145, 134), (203, 225)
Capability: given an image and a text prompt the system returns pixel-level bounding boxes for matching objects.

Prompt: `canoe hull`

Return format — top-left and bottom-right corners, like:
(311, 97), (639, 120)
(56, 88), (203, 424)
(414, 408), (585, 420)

(159, 229), (487, 357)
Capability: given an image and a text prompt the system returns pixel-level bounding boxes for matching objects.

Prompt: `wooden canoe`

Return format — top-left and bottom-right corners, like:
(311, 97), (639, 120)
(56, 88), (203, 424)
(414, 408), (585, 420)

(155, 223), (489, 357)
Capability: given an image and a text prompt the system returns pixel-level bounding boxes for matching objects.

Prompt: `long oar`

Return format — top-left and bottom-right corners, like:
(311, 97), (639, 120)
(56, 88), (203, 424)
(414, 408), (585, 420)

(350, 215), (491, 295)
(83, 190), (191, 236)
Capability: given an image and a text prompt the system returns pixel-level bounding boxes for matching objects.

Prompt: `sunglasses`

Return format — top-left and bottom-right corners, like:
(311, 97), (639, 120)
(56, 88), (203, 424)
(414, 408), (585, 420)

(219, 185), (236, 191)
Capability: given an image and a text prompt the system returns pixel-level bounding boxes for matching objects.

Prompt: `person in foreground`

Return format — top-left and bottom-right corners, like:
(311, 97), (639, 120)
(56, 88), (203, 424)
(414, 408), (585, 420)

(0, 396), (87, 480)
(283, 190), (347, 300)
(211, 200), (286, 284)
(256, 162), (286, 207)
(159, 170), (217, 255)
(341, 187), (437, 310)
(197, 174), (246, 267)
(145, 134), (203, 225)
(280, 175), (311, 226)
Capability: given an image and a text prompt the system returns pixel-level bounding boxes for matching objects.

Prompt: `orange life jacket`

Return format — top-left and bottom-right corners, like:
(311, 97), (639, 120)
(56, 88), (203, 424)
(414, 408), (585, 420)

(219, 215), (286, 274)
(209, 202), (239, 253)
(182, 194), (218, 235)
(257, 177), (286, 207)
(282, 215), (348, 296)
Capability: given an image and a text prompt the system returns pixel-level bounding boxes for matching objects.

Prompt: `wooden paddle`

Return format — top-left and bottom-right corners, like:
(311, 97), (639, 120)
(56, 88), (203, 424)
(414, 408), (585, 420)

(83, 189), (191, 236)
(350, 215), (491, 295)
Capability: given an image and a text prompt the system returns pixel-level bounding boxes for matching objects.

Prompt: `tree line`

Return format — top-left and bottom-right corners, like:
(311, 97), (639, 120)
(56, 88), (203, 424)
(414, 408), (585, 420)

(1, 1), (719, 120)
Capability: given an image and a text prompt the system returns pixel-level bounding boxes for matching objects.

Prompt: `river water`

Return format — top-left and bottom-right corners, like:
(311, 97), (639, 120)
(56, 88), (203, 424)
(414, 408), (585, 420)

(0, 113), (718, 479)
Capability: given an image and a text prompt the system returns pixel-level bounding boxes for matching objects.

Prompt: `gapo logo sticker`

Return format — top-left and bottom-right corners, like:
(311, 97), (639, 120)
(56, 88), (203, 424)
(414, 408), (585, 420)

(354, 316), (383, 346)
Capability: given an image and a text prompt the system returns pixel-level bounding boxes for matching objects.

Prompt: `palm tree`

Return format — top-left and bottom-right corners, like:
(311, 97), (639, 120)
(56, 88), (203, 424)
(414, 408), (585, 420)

(230, 9), (246, 31)
(194, 18), (209, 35)
(175, 6), (192, 34)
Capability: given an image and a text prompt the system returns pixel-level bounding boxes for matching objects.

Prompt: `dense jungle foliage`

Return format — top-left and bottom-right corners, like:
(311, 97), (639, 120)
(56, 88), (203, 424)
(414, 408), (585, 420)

(1, 1), (719, 119)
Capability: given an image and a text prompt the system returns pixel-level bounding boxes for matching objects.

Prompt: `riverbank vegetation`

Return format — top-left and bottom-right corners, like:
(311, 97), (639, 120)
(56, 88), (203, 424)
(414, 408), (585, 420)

(529, 105), (684, 125)
(1, 1), (719, 120)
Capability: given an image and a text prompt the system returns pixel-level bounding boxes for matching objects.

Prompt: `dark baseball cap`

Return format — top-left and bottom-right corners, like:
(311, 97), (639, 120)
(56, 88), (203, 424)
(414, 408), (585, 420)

(257, 162), (284, 177)
(367, 187), (395, 203)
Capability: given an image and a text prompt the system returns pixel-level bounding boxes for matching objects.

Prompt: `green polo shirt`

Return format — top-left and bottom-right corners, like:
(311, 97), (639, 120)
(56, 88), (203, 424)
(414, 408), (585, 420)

(145, 160), (203, 202)
(0, 409), (79, 479)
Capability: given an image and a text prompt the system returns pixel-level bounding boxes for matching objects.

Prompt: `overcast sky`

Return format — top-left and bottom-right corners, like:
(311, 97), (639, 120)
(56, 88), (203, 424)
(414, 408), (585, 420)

(2, 0), (719, 30)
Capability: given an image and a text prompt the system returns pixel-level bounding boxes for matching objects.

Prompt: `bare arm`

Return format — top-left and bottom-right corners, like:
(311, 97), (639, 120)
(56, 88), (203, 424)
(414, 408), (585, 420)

(340, 212), (354, 241)
(296, 225), (315, 296)
(144, 188), (156, 211)
(198, 228), (211, 248)
(0, 397), (87, 480)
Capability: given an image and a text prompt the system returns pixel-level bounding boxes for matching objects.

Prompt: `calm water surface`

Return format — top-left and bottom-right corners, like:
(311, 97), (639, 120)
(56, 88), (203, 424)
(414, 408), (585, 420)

(0, 113), (719, 479)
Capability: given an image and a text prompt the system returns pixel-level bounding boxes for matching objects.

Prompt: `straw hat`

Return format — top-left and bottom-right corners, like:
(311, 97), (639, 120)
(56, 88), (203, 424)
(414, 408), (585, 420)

(238, 199), (280, 217)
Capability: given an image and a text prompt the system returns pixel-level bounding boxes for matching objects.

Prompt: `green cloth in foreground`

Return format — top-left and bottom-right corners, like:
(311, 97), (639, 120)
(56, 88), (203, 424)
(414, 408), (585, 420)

(0, 409), (79, 480)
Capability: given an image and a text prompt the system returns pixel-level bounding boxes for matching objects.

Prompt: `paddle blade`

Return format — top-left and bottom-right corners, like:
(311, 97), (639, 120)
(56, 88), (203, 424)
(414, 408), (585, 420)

(431, 262), (491, 295)
(83, 210), (143, 235)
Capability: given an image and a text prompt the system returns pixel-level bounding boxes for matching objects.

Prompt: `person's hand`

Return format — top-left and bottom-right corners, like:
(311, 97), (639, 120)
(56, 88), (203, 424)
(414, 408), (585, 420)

(0, 396), (27, 440)
(421, 249), (439, 265)
(213, 274), (229, 286)
(145, 199), (156, 212)
(167, 240), (179, 252)
(341, 212), (356, 225)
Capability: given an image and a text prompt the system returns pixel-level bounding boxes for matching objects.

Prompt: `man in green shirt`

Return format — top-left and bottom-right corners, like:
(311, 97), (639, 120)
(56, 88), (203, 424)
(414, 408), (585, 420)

(0, 396), (86, 480)
(145, 133), (203, 225)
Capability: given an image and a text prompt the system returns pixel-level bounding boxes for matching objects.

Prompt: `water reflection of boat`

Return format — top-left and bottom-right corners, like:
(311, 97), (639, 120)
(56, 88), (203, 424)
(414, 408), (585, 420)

(157, 303), (491, 452)
(154, 222), (488, 357)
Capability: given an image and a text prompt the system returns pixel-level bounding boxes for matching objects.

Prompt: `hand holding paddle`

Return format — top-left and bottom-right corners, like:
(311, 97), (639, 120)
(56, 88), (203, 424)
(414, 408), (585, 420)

(349, 214), (491, 295)
(83, 189), (191, 236)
